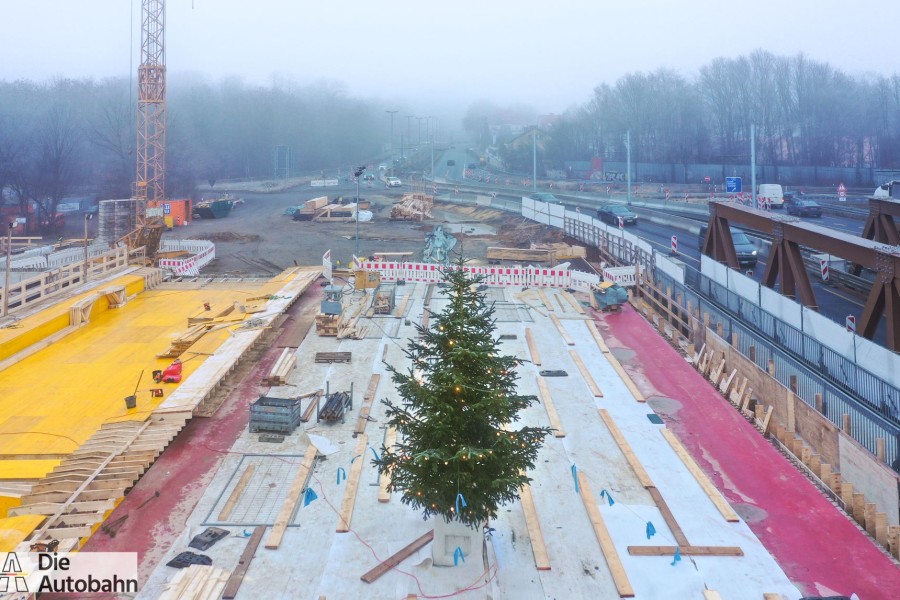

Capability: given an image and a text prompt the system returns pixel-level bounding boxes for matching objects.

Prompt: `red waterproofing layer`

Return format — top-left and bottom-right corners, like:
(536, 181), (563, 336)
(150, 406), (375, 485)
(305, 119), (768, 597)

(82, 286), (323, 584)
(598, 305), (900, 599)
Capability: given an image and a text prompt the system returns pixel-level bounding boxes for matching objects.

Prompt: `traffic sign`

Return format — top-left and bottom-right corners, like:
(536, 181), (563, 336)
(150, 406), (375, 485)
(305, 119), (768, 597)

(665, 188), (670, 200)
(838, 182), (846, 201)
(725, 177), (742, 193)
(846, 315), (856, 332)
(820, 259), (829, 281)
(704, 176), (711, 183)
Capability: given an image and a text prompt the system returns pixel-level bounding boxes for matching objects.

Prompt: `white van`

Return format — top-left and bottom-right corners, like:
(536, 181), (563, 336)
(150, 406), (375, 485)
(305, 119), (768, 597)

(757, 184), (784, 208)
(873, 181), (900, 198)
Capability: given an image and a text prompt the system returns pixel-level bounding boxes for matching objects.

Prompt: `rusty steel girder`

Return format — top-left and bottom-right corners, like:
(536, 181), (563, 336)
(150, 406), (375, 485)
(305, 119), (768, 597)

(705, 201), (900, 350)
(862, 197), (900, 245)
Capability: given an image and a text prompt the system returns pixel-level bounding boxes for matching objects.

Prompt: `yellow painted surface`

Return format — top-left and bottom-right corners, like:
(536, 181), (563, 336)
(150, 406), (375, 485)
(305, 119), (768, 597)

(0, 275), (147, 362)
(0, 460), (60, 480)
(0, 277), (285, 475)
(0, 495), (22, 519)
(0, 514), (44, 552)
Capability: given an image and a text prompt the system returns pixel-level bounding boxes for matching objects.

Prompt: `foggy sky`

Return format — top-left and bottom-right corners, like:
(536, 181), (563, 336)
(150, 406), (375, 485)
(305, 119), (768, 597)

(2, 0), (896, 114)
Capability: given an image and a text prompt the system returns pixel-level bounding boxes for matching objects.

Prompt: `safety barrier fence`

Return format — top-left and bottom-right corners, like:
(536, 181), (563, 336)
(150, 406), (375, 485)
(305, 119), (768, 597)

(157, 240), (216, 277)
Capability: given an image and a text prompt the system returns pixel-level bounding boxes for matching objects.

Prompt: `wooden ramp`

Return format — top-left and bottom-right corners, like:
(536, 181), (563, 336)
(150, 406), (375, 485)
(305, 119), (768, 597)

(11, 412), (190, 547)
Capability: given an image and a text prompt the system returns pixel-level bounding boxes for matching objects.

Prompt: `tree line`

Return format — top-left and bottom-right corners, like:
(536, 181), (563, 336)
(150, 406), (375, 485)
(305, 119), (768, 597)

(464, 50), (900, 172)
(0, 76), (387, 231)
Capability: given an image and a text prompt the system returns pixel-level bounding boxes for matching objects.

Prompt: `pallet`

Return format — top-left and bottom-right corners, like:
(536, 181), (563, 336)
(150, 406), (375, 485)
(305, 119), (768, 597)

(314, 352), (352, 364)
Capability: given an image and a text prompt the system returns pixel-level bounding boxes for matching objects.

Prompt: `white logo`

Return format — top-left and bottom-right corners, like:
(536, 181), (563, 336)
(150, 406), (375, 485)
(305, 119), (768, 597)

(0, 552), (28, 593)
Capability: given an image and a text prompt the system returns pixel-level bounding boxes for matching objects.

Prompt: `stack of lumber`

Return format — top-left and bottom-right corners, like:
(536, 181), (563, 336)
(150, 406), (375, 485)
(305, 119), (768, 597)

(336, 298), (368, 339)
(159, 565), (230, 600)
(531, 242), (586, 260)
(188, 303), (235, 325)
(390, 193), (433, 221)
(486, 246), (554, 262)
(157, 324), (211, 357)
(264, 348), (296, 385)
(315, 314), (339, 336)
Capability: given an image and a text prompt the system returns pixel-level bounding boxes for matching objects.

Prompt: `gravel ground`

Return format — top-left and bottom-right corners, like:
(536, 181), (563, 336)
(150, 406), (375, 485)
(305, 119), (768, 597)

(159, 184), (544, 275)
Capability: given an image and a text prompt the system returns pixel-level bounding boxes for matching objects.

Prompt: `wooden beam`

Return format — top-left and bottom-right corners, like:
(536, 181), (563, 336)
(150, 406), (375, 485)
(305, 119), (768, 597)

(218, 464), (256, 521)
(550, 314), (575, 346)
(536, 377), (566, 437)
(525, 328), (542, 366)
(355, 375), (381, 435)
(577, 472), (634, 597)
(337, 434), (368, 533)
(703, 591), (723, 600)
(222, 525), (265, 599)
(627, 545), (743, 556)
(585, 320), (610, 353)
(395, 294), (411, 318)
(561, 290), (585, 314)
(661, 429), (739, 522)
(360, 530), (435, 583)
(598, 409), (652, 488)
(570, 350), (603, 397)
(265, 444), (318, 549)
(519, 481), (551, 570)
(647, 486), (690, 547)
(538, 288), (555, 311)
(378, 428), (397, 503)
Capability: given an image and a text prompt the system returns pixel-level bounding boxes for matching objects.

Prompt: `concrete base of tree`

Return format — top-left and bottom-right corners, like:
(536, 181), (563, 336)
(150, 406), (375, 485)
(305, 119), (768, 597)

(432, 518), (482, 567)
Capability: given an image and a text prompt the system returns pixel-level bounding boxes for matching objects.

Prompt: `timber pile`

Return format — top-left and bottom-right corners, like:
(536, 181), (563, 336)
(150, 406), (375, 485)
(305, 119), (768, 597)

(315, 314), (339, 336)
(390, 193), (433, 221)
(531, 242), (586, 260)
(318, 391), (352, 423)
(371, 288), (395, 315)
(487, 247), (553, 262)
(157, 324), (211, 357)
(12, 412), (190, 548)
(336, 297), (368, 340)
(159, 564), (230, 600)
(264, 348), (296, 385)
(188, 303), (234, 325)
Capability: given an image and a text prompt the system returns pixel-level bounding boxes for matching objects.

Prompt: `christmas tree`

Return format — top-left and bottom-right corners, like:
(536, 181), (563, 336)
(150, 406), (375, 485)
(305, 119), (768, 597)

(376, 259), (550, 528)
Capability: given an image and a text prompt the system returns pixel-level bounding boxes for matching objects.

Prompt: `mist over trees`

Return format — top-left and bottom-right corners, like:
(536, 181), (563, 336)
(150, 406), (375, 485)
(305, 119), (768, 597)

(464, 50), (900, 172)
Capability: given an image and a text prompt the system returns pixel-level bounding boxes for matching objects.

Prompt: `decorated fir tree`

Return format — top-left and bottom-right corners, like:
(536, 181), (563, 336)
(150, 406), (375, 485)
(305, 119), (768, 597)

(376, 260), (550, 528)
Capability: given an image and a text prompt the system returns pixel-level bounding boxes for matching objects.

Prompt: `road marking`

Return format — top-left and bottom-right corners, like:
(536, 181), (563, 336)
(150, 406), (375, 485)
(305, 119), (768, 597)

(819, 285), (865, 308)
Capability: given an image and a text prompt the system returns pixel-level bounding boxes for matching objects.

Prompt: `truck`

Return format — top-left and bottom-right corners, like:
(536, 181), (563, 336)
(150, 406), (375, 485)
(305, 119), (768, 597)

(873, 180), (900, 198)
(757, 184), (784, 209)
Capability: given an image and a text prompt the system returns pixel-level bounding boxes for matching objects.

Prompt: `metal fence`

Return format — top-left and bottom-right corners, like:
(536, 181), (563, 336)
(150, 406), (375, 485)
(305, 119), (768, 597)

(660, 266), (899, 470)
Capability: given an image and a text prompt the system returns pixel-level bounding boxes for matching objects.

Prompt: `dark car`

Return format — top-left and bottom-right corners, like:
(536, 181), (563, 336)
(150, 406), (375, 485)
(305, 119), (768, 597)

(447, 159), (456, 166)
(699, 224), (758, 268)
(597, 204), (638, 226)
(786, 200), (822, 217)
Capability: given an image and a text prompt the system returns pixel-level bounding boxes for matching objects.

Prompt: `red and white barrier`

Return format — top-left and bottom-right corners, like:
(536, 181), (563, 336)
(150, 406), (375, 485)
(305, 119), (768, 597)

(354, 261), (584, 289)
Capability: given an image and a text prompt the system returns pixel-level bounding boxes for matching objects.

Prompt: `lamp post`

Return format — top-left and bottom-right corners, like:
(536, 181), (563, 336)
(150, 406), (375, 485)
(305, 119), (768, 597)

(624, 130), (632, 205)
(406, 115), (414, 152)
(83, 213), (92, 283)
(354, 165), (366, 259)
(417, 117), (424, 145)
(3, 222), (12, 317)
(386, 110), (398, 177)
(532, 128), (537, 193)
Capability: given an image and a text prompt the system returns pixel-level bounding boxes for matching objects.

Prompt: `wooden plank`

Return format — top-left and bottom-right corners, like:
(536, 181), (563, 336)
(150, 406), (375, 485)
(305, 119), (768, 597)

(265, 444), (318, 549)
(647, 486), (690, 547)
(301, 390), (322, 423)
(585, 320), (611, 353)
(703, 591), (724, 600)
(627, 545), (743, 556)
(355, 375), (381, 435)
(561, 290), (585, 314)
(661, 428), (739, 523)
(519, 481), (551, 570)
(598, 409), (653, 488)
(763, 594), (783, 600)
(536, 377), (566, 438)
(524, 328), (542, 366)
(585, 322), (646, 402)
(337, 434), (368, 533)
(218, 464), (256, 521)
(378, 428), (398, 503)
(361, 530), (435, 583)
(577, 472), (634, 597)
(395, 293), (411, 318)
(222, 525), (265, 599)
(537, 288), (554, 311)
(570, 350), (603, 397)
(550, 314), (574, 346)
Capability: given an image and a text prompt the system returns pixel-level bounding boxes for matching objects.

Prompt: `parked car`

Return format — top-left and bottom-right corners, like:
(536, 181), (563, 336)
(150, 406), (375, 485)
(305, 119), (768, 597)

(597, 204), (638, 226)
(698, 224), (758, 268)
(385, 177), (402, 188)
(447, 159), (456, 166)
(786, 199), (822, 217)
(528, 192), (560, 203)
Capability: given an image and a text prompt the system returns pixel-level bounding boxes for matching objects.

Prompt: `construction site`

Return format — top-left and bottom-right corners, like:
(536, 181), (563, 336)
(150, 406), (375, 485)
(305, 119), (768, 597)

(1, 2), (899, 600)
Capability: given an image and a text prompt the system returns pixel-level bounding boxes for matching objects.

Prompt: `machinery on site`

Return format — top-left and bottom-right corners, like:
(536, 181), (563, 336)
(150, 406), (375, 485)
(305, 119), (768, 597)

(590, 280), (629, 311)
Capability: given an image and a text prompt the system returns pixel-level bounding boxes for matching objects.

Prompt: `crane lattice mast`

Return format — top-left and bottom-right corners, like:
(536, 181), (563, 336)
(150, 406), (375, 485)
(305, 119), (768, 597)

(135, 0), (166, 213)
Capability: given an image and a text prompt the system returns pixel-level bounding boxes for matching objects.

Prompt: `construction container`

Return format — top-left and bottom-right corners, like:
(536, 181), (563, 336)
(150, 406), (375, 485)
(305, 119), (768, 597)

(249, 396), (305, 434)
(149, 199), (192, 227)
(98, 199), (138, 245)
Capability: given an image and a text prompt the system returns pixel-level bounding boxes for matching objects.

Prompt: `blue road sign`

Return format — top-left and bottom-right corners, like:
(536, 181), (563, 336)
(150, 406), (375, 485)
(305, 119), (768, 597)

(725, 177), (742, 194)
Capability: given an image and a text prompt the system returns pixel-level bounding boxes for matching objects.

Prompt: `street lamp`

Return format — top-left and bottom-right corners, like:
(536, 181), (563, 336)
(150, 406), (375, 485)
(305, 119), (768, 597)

(354, 165), (366, 259)
(83, 213), (93, 282)
(386, 110), (398, 177)
(3, 222), (12, 317)
(624, 130), (632, 205)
